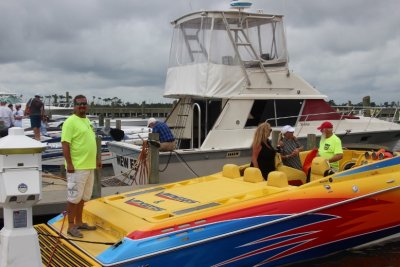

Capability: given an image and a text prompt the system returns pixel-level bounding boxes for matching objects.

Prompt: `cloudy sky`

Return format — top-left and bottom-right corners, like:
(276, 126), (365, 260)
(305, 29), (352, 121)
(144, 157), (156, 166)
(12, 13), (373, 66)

(0, 0), (399, 105)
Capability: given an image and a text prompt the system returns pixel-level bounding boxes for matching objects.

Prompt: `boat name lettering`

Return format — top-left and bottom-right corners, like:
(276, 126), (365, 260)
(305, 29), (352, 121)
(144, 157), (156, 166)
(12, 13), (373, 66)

(156, 192), (198, 203)
(125, 199), (165, 211)
(299, 122), (310, 126)
(116, 155), (136, 169)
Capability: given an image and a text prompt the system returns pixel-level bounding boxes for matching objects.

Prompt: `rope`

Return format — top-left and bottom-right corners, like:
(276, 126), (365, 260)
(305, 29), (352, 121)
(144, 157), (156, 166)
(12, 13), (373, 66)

(172, 151), (200, 177)
(38, 233), (115, 246)
(46, 211), (67, 267)
(131, 140), (149, 185)
(158, 151), (173, 172)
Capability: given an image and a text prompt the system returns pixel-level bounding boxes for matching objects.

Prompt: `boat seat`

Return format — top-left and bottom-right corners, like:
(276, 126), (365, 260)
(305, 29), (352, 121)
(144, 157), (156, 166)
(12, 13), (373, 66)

(277, 165), (306, 185)
(222, 164), (241, 178)
(310, 157), (331, 182)
(243, 167), (264, 183)
(267, 171), (289, 188)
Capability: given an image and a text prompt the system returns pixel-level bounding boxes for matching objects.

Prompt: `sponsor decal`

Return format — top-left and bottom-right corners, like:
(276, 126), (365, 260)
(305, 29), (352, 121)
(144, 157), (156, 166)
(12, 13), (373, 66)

(125, 199), (164, 211)
(156, 191), (198, 203)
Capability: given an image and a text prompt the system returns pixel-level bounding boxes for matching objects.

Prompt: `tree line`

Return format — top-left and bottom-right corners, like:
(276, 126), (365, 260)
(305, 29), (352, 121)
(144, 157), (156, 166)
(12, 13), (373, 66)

(42, 94), (173, 108)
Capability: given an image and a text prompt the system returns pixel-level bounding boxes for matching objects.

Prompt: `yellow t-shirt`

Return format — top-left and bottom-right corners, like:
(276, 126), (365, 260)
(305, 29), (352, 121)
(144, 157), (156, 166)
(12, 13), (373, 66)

(61, 114), (96, 169)
(318, 134), (343, 170)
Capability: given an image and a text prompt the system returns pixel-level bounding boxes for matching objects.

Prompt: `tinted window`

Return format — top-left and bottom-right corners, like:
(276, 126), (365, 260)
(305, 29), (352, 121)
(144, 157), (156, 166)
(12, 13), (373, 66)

(245, 100), (303, 127)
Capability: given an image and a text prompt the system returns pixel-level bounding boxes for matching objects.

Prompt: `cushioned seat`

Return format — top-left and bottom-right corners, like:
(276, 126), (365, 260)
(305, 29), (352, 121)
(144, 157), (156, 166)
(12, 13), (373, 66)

(222, 164), (241, 178)
(267, 171), (289, 187)
(310, 157), (331, 181)
(243, 167), (264, 183)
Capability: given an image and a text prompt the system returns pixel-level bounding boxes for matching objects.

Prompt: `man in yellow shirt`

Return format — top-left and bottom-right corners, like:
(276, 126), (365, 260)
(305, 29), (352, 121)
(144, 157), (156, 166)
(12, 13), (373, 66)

(317, 121), (343, 171)
(62, 94), (101, 238)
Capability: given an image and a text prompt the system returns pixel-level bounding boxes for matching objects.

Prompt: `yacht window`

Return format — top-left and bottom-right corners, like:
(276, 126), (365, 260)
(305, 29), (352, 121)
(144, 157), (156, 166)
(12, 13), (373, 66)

(245, 100), (303, 127)
(169, 17), (212, 67)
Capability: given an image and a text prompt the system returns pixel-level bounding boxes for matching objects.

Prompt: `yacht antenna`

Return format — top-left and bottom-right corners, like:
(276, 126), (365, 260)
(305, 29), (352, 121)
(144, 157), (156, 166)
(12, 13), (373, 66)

(187, 0), (193, 11)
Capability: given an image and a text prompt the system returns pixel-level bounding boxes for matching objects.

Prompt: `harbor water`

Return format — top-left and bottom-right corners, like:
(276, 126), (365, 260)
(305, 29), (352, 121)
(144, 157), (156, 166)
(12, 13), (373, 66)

(1, 141), (399, 266)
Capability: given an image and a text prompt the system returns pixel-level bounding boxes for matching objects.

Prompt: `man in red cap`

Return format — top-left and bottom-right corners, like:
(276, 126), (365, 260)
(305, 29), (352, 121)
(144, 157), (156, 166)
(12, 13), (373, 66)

(317, 121), (343, 171)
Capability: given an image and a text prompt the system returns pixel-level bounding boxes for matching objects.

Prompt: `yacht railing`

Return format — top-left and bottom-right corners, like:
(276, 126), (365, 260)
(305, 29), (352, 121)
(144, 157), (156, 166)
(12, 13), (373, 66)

(332, 106), (400, 123)
(265, 106), (399, 136)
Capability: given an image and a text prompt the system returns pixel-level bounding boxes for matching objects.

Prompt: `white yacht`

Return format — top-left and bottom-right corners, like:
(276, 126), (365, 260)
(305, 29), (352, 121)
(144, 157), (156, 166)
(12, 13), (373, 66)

(108, 3), (400, 185)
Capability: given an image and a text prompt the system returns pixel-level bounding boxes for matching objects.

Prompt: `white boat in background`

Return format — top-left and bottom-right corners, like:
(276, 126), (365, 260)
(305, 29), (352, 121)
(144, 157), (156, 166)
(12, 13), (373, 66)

(108, 5), (400, 185)
(40, 125), (150, 168)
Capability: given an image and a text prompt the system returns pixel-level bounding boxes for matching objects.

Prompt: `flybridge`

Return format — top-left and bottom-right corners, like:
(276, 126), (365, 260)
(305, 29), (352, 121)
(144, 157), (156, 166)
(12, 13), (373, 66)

(165, 9), (288, 98)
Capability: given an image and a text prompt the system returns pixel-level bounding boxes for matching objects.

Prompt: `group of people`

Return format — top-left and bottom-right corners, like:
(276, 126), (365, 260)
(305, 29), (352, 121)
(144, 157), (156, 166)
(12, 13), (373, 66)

(0, 94), (49, 140)
(251, 121), (343, 180)
(0, 100), (27, 136)
(61, 96), (344, 237)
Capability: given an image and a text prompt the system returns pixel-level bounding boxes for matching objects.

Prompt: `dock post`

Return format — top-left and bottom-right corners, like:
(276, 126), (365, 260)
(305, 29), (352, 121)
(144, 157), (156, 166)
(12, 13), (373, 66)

(99, 114), (104, 127)
(148, 132), (160, 184)
(363, 96), (371, 117)
(92, 136), (102, 199)
(271, 130), (280, 149)
(116, 119), (121, 130)
(307, 134), (317, 150)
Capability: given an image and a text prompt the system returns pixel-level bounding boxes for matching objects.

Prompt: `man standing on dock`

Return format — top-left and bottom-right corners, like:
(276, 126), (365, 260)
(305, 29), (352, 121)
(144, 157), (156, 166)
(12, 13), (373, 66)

(62, 94), (101, 238)
(147, 117), (176, 151)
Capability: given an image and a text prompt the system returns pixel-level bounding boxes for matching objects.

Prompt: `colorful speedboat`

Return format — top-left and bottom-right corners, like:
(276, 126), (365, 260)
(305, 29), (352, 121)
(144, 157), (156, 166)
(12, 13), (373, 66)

(36, 149), (400, 266)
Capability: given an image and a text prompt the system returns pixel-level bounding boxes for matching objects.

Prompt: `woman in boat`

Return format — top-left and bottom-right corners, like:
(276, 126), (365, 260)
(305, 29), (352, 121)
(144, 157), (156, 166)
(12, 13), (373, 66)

(250, 122), (276, 180)
(278, 125), (303, 170)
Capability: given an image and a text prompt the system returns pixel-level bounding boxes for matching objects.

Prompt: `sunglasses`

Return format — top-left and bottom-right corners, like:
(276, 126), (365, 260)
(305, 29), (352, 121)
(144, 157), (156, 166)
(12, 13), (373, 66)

(75, 102), (88, 106)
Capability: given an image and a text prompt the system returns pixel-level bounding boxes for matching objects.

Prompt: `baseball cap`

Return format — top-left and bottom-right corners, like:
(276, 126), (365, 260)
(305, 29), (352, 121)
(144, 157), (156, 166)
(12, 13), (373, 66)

(281, 125), (295, 134)
(35, 94), (42, 98)
(147, 117), (156, 127)
(317, 121), (333, 130)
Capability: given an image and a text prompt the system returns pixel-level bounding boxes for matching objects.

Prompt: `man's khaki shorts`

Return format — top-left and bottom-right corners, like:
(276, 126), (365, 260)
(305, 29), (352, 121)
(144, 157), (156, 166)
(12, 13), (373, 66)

(67, 170), (94, 204)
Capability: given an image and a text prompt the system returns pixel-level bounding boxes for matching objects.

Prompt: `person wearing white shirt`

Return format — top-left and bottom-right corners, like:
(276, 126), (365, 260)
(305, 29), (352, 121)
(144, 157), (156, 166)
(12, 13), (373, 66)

(13, 104), (24, 128)
(0, 99), (15, 137)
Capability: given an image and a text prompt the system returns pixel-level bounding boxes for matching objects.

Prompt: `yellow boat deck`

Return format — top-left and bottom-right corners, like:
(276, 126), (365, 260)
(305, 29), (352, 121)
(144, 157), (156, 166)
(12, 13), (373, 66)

(37, 149), (399, 266)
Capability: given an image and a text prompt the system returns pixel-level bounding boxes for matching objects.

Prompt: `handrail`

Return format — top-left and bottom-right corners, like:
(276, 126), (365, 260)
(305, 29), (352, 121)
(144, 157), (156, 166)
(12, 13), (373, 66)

(265, 107), (399, 135)
(191, 103), (201, 149)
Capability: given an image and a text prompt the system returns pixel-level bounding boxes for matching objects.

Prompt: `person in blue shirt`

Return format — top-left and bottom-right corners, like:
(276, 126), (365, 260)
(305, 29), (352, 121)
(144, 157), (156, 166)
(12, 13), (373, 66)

(147, 117), (176, 151)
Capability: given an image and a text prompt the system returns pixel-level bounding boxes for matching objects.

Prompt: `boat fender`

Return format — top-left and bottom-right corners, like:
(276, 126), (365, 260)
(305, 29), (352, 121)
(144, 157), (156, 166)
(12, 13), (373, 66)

(109, 128), (125, 141)
(376, 148), (393, 159)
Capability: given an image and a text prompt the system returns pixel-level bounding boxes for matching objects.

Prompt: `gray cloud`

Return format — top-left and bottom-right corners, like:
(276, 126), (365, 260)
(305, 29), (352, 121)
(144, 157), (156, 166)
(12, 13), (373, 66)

(0, 0), (399, 105)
